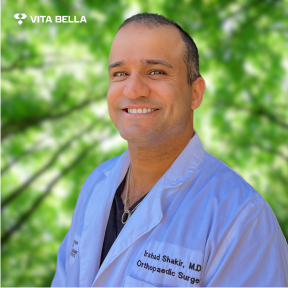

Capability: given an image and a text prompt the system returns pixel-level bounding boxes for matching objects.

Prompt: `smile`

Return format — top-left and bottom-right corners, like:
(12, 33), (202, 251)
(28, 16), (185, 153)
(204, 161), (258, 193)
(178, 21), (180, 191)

(124, 108), (159, 114)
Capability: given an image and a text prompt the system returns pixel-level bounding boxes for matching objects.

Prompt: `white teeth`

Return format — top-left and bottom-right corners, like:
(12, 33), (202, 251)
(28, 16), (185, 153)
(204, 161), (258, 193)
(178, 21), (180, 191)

(127, 108), (157, 114)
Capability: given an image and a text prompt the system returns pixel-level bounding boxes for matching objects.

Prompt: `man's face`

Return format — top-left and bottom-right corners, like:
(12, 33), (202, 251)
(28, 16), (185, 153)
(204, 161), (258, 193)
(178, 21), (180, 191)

(107, 24), (194, 145)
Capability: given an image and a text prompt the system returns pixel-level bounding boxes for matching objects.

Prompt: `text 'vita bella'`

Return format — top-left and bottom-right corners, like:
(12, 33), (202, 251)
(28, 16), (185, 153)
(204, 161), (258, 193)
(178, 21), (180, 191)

(30, 16), (87, 23)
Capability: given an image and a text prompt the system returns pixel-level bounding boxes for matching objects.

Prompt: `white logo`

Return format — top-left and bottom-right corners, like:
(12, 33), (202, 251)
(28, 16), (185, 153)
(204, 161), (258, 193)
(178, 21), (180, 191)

(30, 15), (87, 23)
(14, 14), (87, 25)
(14, 13), (27, 25)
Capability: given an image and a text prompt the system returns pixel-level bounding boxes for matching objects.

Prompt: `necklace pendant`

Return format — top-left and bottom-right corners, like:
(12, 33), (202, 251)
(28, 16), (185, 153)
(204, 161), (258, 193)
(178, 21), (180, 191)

(122, 209), (131, 224)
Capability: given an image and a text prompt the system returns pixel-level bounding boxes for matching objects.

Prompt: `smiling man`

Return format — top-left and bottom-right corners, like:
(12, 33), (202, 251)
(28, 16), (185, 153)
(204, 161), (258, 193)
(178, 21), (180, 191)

(52, 13), (288, 287)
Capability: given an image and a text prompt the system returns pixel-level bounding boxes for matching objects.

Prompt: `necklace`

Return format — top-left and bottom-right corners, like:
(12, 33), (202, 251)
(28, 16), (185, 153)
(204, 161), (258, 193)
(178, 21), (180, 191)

(121, 165), (144, 225)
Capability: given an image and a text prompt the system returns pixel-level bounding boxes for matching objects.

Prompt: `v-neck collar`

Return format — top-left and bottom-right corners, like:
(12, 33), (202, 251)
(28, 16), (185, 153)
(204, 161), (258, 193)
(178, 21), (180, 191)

(115, 173), (149, 213)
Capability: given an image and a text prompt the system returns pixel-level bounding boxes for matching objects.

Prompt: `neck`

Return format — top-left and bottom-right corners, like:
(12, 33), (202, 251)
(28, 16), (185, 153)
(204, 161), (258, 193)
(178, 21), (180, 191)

(127, 127), (194, 194)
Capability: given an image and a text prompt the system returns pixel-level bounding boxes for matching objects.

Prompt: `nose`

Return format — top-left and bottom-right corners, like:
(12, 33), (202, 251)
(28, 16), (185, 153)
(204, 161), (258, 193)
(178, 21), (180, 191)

(123, 72), (150, 99)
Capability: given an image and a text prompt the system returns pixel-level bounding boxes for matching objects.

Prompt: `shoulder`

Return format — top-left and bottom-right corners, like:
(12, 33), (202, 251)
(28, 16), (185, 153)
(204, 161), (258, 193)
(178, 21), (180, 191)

(83, 155), (121, 185)
(198, 151), (261, 203)
(200, 152), (288, 250)
(71, 154), (123, 214)
(189, 151), (271, 235)
(200, 154), (288, 286)
(80, 154), (122, 197)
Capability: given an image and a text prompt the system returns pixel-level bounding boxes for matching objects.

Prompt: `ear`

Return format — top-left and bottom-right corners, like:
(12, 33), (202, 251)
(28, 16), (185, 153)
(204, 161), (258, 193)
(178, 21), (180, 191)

(191, 77), (205, 110)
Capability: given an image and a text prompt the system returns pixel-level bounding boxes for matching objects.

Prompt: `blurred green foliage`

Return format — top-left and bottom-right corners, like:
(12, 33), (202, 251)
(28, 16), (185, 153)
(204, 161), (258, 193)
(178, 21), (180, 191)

(1, 0), (288, 286)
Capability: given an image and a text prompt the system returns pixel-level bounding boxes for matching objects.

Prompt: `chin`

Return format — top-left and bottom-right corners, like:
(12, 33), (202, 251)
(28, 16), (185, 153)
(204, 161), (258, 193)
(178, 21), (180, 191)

(118, 128), (155, 144)
(119, 132), (148, 143)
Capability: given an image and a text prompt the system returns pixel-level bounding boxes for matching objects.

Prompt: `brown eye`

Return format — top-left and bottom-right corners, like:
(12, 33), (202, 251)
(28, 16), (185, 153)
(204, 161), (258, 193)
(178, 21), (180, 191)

(150, 70), (165, 75)
(114, 72), (127, 77)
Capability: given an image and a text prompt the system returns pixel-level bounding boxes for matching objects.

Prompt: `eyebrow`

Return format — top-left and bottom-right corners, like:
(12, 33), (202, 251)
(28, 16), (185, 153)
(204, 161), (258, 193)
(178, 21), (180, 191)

(141, 59), (173, 69)
(108, 61), (125, 72)
(108, 59), (173, 72)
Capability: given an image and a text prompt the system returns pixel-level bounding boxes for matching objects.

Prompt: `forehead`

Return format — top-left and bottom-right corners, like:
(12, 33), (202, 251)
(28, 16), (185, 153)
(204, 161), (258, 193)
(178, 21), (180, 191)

(109, 24), (186, 67)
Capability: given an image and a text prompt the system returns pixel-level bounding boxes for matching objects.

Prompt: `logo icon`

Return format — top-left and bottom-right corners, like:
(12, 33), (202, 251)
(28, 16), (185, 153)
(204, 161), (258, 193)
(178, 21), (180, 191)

(14, 13), (27, 25)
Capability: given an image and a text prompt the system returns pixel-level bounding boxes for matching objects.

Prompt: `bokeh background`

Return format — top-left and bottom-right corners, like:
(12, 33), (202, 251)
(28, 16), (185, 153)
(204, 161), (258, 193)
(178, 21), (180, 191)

(1, 0), (288, 286)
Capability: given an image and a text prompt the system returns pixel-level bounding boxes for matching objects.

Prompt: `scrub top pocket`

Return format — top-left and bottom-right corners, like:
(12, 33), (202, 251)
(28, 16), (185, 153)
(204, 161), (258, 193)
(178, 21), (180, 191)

(124, 275), (157, 288)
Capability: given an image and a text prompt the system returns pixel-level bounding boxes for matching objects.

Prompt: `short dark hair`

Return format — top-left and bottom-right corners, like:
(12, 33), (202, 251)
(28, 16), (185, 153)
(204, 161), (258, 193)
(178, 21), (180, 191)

(117, 13), (201, 85)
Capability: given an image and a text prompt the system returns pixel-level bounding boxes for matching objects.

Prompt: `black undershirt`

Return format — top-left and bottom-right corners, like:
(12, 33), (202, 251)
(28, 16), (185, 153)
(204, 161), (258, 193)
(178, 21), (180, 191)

(100, 175), (148, 267)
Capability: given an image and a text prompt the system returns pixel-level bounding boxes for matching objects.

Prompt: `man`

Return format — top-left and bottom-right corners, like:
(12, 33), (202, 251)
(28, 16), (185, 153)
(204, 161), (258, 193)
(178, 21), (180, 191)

(52, 13), (288, 287)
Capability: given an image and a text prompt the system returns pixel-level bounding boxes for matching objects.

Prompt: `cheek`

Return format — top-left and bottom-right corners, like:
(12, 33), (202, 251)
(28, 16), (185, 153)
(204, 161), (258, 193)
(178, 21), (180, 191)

(153, 82), (188, 112)
(107, 84), (123, 112)
(106, 92), (113, 116)
(107, 84), (118, 104)
(106, 91), (118, 125)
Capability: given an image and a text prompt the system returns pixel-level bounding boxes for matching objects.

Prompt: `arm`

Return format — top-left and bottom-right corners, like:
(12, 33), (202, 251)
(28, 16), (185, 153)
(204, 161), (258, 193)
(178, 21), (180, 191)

(203, 197), (288, 286)
(51, 231), (70, 287)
